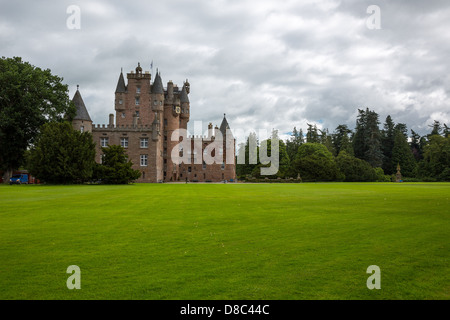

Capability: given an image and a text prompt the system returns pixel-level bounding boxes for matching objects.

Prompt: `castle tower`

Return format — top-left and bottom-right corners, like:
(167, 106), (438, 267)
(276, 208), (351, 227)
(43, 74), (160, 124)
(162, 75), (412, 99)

(71, 85), (92, 133)
(179, 80), (190, 130)
(115, 63), (153, 127)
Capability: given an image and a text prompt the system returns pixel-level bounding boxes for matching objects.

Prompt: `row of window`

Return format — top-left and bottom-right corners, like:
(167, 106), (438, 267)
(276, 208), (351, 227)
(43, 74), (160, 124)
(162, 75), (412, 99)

(100, 137), (148, 148)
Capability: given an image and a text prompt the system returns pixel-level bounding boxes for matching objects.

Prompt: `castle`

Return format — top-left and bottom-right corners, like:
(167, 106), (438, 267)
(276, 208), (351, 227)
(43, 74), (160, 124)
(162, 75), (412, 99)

(71, 63), (236, 183)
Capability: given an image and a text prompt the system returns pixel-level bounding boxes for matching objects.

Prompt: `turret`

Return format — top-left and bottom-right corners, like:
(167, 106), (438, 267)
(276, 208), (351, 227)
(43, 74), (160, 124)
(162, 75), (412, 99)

(152, 71), (164, 112)
(71, 85), (92, 133)
(115, 69), (126, 112)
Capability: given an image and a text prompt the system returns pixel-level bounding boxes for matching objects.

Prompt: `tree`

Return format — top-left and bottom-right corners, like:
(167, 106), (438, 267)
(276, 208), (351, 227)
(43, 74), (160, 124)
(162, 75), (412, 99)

(332, 124), (353, 155)
(306, 123), (320, 143)
(410, 129), (423, 162)
(94, 145), (141, 184)
(336, 151), (376, 182)
(428, 120), (442, 137)
(444, 124), (450, 138)
(27, 122), (96, 184)
(293, 143), (341, 181)
(353, 108), (383, 167)
(319, 128), (335, 155)
(391, 126), (417, 177)
(0, 57), (76, 182)
(253, 129), (290, 178)
(286, 127), (303, 162)
(236, 132), (259, 178)
(417, 135), (450, 181)
(381, 115), (396, 174)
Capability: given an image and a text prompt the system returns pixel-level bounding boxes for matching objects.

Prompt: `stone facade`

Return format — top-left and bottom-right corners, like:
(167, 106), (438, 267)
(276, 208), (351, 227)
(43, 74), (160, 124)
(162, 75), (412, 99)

(71, 63), (236, 183)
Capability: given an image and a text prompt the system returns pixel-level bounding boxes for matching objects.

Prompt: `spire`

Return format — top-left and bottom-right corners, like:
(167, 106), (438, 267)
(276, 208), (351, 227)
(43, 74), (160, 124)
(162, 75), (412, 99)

(180, 82), (189, 103)
(219, 113), (231, 136)
(152, 71), (164, 94)
(115, 69), (126, 93)
(72, 88), (92, 122)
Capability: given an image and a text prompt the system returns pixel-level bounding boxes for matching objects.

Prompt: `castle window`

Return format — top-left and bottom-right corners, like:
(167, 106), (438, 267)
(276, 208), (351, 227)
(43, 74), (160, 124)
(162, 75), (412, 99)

(80, 126), (84, 133)
(136, 86), (141, 94)
(140, 138), (148, 148)
(221, 162), (225, 170)
(154, 100), (157, 106)
(140, 155), (148, 167)
(101, 137), (109, 147)
(120, 137), (128, 148)
(164, 119), (168, 126)
(135, 111), (140, 117)
(119, 99), (123, 105)
(121, 112), (125, 118)
(188, 167), (192, 173)
(135, 97), (140, 105)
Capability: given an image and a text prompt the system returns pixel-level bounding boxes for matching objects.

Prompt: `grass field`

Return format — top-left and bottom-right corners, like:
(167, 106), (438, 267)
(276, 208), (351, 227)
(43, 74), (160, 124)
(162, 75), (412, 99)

(0, 182), (449, 300)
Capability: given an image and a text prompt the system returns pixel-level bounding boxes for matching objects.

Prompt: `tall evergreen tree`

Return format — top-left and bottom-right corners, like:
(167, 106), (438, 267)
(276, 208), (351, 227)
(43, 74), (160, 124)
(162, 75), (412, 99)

(285, 127), (303, 162)
(410, 129), (423, 161)
(306, 123), (320, 143)
(353, 109), (368, 160)
(320, 128), (335, 155)
(332, 124), (353, 155)
(428, 120), (442, 137)
(354, 108), (382, 167)
(391, 125), (417, 177)
(381, 115), (396, 174)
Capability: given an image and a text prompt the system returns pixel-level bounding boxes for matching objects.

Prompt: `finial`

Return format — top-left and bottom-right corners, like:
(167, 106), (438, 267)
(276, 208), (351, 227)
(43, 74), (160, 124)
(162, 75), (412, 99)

(121, 67), (123, 73)
(224, 113), (226, 117)
(77, 84), (79, 90)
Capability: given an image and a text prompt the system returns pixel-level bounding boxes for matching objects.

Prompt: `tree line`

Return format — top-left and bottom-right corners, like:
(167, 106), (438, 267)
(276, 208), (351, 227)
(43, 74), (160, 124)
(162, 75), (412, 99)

(237, 108), (450, 182)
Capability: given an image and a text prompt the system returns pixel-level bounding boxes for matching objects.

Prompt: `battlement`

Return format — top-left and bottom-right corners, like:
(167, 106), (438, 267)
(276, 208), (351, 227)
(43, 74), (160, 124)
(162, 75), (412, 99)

(92, 123), (152, 131)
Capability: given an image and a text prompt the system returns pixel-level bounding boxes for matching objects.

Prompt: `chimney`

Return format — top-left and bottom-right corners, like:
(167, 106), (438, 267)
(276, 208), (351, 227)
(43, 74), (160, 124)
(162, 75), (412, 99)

(109, 113), (114, 127)
(208, 123), (213, 139)
(167, 81), (174, 101)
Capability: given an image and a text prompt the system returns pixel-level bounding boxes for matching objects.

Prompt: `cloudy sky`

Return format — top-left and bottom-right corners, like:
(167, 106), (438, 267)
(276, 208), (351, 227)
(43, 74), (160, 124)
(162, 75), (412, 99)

(1, 0), (449, 142)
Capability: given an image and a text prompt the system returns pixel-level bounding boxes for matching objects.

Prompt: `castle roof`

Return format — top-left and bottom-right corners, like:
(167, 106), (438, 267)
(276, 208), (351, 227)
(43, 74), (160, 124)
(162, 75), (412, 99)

(72, 88), (92, 122)
(115, 69), (126, 93)
(180, 83), (189, 103)
(152, 71), (164, 94)
(219, 114), (231, 137)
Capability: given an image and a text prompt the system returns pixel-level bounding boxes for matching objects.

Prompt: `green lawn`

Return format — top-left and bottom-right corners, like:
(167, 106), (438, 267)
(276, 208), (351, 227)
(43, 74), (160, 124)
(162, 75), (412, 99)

(0, 183), (449, 300)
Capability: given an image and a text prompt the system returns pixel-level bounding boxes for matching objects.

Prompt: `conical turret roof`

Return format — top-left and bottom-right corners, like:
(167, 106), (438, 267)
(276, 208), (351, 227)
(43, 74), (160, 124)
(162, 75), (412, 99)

(115, 69), (126, 93)
(152, 71), (164, 94)
(219, 113), (231, 136)
(72, 88), (92, 122)
(180, 83), (189, 103)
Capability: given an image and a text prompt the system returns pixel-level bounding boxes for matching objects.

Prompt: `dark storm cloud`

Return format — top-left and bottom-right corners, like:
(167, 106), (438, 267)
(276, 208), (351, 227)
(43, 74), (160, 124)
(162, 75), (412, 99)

(1, 0), (448, 142)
